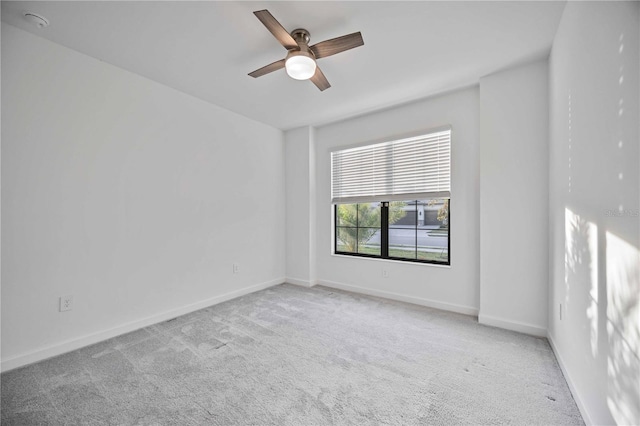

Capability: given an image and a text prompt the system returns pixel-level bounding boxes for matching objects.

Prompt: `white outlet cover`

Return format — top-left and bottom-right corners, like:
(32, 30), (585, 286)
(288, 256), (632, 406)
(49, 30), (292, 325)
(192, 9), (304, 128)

(60, 295), (73, 312)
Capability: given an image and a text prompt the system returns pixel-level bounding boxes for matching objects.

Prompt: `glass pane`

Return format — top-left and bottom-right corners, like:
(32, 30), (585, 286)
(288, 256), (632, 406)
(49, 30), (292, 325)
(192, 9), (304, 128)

(388, 201), (411, 227)
(357, 227), (381, 256)
(389, 200), (415, 259)
(417, 247), (448, 262)
(417, 198), (449, 263)
(389, 227), (417, 259)
(336, 227), (357, 253)
(357, 203), (381, 227)
(336, 204), (358, 227)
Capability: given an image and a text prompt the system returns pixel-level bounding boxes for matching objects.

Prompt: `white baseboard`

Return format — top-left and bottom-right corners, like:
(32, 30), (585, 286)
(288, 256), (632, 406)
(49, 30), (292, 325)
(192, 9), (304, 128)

(547, 332), (593, 426)
(285, 277), (317, 288)
(477, 313), (547, 337)
(317, 279), (478, 316)
(1, 278), (284, 373)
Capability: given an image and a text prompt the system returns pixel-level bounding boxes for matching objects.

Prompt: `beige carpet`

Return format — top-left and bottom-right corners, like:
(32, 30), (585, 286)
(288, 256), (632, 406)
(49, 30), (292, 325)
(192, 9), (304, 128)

(1, 283), (583, 425)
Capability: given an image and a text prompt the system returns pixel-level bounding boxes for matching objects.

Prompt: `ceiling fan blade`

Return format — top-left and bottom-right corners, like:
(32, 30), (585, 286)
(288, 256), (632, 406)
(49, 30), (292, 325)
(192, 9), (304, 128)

(310, 32), (364, 59)
(253, 10), (298, 50)
(248, 59), (286, 78)
(310, 66), (331, 91)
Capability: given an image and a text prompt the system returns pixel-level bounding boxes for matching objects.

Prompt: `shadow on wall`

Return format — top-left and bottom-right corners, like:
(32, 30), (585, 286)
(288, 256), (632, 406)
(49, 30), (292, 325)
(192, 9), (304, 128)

(564, 207), (639, 426)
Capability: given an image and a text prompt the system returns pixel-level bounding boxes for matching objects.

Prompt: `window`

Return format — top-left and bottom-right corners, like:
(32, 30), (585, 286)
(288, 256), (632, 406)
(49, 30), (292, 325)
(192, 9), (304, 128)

(331, 128), (451, 265)
(335, 199), (449, 264)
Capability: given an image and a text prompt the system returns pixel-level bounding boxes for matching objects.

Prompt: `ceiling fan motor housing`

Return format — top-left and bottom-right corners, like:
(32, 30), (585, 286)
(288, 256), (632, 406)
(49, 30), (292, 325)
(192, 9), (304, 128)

(291, 28), (311, 46)
(287, 28), (315, 61)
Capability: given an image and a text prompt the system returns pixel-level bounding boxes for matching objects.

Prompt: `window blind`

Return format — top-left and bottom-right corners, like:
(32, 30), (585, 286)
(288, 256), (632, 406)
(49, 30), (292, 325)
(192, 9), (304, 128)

(331, 129), (451, 204)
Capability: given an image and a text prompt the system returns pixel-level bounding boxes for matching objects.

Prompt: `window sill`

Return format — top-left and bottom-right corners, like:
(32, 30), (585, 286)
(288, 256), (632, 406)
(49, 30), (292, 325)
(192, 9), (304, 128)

(331, 252), (451, 269)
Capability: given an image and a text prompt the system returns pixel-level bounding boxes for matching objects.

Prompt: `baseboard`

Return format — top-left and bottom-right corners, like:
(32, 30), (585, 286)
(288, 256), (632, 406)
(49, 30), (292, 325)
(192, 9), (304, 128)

(317, 279), (478, 316)
(1, 277), (284, 373)
(547, 332), (593, 426)
(285, 277), (317, 288)
(477, 313), (546, 337)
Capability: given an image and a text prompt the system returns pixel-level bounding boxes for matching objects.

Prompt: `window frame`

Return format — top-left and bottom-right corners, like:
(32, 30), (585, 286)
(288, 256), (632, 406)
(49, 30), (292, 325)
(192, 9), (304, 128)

(334, 199), (451, 266)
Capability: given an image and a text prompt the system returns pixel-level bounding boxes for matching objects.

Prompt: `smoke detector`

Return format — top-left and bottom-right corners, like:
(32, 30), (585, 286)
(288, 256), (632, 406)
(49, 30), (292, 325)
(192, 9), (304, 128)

(23, 12), (49, 29)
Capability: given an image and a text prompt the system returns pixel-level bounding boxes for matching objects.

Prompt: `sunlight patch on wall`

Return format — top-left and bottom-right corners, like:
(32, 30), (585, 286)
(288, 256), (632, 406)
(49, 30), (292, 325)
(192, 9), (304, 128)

(605, 231), (640, 425)
(587, 220), (598, 357)
(565, 208), (600, 356)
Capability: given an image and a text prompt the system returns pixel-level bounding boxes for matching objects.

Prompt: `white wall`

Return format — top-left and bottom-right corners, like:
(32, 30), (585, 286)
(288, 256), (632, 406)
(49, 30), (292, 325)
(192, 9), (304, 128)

(1, 24), (285, 371)
(285, 126), (316, 286)
(479, 60), (549, 336)
(312, 87), (481, 315)
(548, 2), (639, 425)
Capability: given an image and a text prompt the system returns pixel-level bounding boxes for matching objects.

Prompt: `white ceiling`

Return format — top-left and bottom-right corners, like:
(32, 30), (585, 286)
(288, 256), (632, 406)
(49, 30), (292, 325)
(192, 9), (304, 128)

(2, 1), (566, 130)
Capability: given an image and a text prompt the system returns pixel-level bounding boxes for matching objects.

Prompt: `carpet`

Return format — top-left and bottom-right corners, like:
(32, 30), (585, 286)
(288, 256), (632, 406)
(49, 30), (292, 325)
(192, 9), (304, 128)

(1, 283), (584, 425)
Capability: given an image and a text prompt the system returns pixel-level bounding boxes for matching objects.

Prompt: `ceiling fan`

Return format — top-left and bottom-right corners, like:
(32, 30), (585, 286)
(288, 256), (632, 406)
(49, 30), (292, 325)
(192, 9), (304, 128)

(248, 10), (364, 91)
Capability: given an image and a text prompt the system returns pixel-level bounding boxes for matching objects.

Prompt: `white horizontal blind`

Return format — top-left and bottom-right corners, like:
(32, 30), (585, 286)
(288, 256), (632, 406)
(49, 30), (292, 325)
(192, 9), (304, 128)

(331, 129), (451, 203)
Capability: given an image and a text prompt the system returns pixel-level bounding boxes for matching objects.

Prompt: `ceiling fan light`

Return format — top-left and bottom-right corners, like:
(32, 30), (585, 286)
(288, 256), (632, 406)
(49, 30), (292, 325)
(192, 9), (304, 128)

(285, 53), (317, 80)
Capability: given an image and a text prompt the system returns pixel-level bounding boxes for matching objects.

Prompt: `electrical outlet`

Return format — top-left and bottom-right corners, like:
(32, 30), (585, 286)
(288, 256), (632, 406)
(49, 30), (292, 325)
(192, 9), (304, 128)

(382, 268), (389, 278)
(233, 263), (240, 274)
(60, 295), (73, 312)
